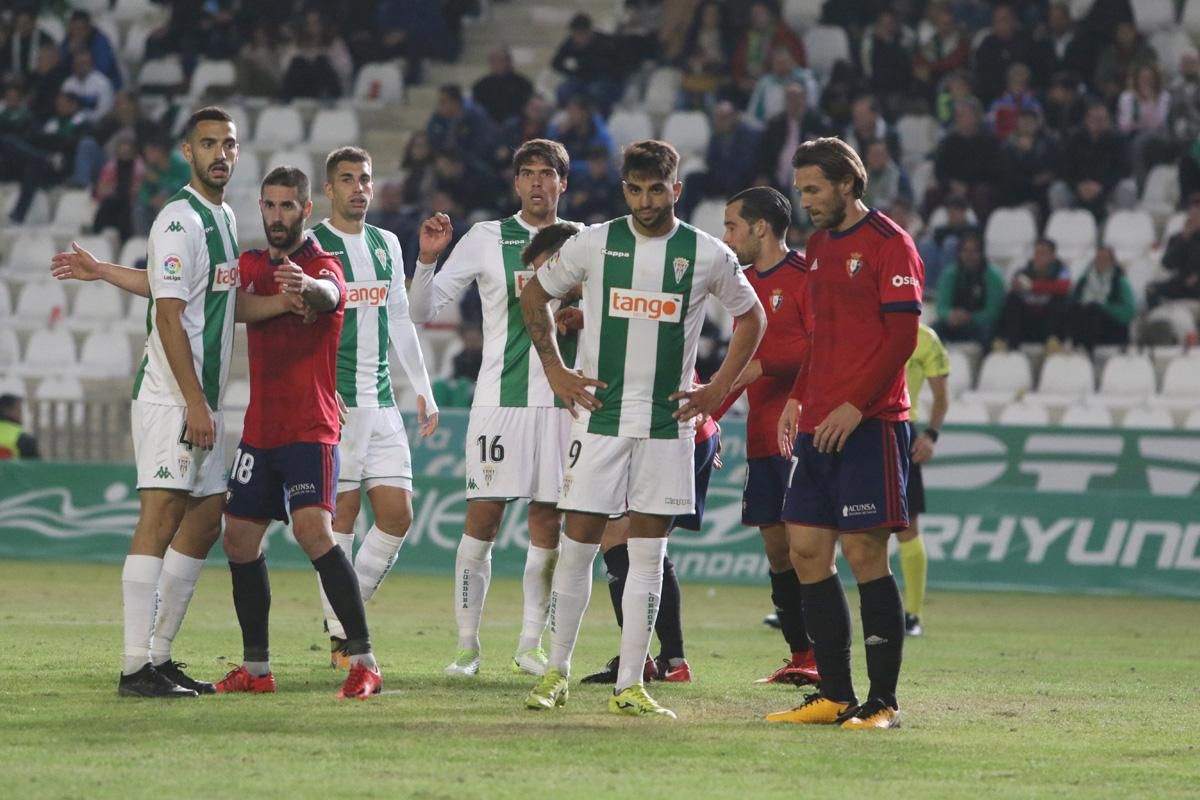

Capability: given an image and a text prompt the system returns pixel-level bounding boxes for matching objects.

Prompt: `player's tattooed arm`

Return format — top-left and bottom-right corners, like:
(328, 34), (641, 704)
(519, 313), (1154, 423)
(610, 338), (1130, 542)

(50, 241), (150, 297)
(275, 258), (339, 312)
(520, 273), (606, 417)
(236, 290), (304, 323)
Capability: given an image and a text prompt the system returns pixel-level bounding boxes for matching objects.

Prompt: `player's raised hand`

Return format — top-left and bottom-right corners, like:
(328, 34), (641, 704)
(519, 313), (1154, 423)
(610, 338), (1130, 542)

(554, 306), (584, 334)
(777, 398), (800, 458)
(547, 365), (606, 419)
(274, 258), (307, 294)
(670, 382), (725, 422)
(416, 395), (439, 437)
(418, 213), (453, 262)
(50, 241), (102, 281)
(813, 401), (863, 454)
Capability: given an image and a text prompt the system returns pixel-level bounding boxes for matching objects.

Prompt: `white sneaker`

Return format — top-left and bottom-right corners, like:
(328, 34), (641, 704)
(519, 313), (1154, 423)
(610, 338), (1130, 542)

(444, 649), (480, 676)
(511, 646), (548, 676)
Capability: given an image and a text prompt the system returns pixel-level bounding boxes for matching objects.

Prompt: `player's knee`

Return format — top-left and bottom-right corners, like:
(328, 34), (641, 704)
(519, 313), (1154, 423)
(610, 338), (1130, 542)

(376, 506), (413, 538)
(841, 536), (889, 576)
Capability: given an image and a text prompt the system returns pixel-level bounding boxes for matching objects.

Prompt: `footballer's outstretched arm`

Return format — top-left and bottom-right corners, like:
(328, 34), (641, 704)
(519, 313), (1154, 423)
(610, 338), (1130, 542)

(274, 258), (340, 312)
(50, 241), (150, 297)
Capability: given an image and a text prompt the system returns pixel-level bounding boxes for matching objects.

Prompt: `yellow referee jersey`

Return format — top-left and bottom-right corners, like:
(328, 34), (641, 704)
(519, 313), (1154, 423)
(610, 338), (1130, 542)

(906, 323), (950, 421)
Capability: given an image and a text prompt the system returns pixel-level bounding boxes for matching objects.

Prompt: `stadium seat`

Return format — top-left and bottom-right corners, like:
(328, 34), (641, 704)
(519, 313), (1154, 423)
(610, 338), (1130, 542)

(50, 190), (96, 236)
(1059, 404), (1113, 428)
(1122, 258), (1159, 309)
(0, 279), (11, 318)
(997, 400), (1050, 426)
(976, 350), (1033, 395)
(0, 373), (25, 399)
(265, 148), (315, 179)
(1102, 209), (1156, 266)
(1121, 405), (1175, 429)
(895, 113), (940, 172)
(13, 280), (68, 329)
(227, 149), (261, 193)
(1183, 0), (1200, 35)
(1162, 211), (1187, 242)
(1148, 354), (1200, 412)
(1183, 408), (1200, 430)
(661, 111), (711, 159)
(4, 188), (50, 226)
(124, 293), (150, 332)
(1133, 0), (1178, 31)
(643, 67), (683, 116)
(123, 20), (153, 63)
(32, 374), (85, 426)
(947, 348), (974, 396)
(1043, 208), (1097, 279)
(188, 59), (237, 101)
(690, 199), (727, 240)
(137, 56), (185, 93)
(309, 108), (361, 151)
(112, 0), (158, 22)
(4, 232), (56, 275)
(118, 236), (149, 269)
(78, 327), (133, 378)
(944, 398), (990, 424)
(20, 327), (76, 377)
(0, 327), (19, 371)
(254, 105), (306, 148)
(1026, 351), (1094, 410)
(69, 281), (125, 328)
(783, 0), (823, 30)
(984, 206), (1037, 275)
(1093, 352), (1156, 408)
(353, 63), (404, 105)
(227, 188), (265, 246)
(72, 234), (114, 265)
(803, 25), (851, 79)
(1151, 29), (1196, 80)
(607, 109), (655, 149)
(225, 104), (253, 142)
(1141, 164), (1179, 229)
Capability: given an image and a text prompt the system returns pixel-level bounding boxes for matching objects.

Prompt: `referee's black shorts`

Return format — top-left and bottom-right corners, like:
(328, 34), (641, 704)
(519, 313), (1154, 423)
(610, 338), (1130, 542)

(905, 423), (925, 517)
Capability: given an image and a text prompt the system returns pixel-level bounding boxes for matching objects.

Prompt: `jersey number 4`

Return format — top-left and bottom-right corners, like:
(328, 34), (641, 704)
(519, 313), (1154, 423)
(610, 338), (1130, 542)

(476, 435), (505, 463)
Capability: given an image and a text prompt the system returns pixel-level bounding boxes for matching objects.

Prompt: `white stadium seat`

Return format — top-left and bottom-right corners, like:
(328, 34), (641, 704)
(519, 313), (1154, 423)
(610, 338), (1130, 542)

(1161, 355), (1200, 398)
(227, 149), (261, 193)
(984, 206), (1037, 275)
(607, 109), (655, 149)
(944, 398), (990, 424)
(50, 190), (96, 236)
(1043, 208), (1096, 279)
(690, 199), (727, 240)
(895, 113), (940, 172)
(643, 67), (682, 116)
(20, 327), (76, 377)
(0, 280), (11, 318)
(997, 400), (1050, 426)
(1184, 408), (1200, 430)
(1093, 352), (1157, 408)
(1183, 0), (1200, 35)
(660, 111), (711, 158)
(947, 348), (973, 396)
(0, 328), (19, 370)
(976, 350), (1033, 395)
(783, 0), (823, 30)
(73, 234), (114, 265)
(78, 327), (133, 378)
(112, 0), (158, 22)
(189, 59), (237, 100)
(1036, 352), (1095, 394)
(309, 108), (361, 151)
(118, 236), (149, 268)
(265, 148), (315, 179)
(353, 63), (404, 105)
(1162, 211), (1187, 242)
(4, 233), (56, 275)
(13, 280), (68, 328)
(803, 25), (851, 79)
(33, 374), (85, 426)
(123, 20), (153, 63)
(69, 281), (125, 328)
(138, 57), (185, 92)
(1122, 405), (1175, 429)
(1102, 209), (1156, 267)
(1059, 403), (1113, 428)
(224, 104), (253, 143)
(1141, 164), (1179, 228)
(1133, 0), (1178, 31)
(254, 105), (306, 148)
(0, 373), (25, 399)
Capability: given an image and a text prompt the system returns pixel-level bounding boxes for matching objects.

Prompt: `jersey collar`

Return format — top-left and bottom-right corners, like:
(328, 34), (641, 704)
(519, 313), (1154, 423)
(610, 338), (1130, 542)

(753, 249), (802, 278)
(828, 208), (878, 240)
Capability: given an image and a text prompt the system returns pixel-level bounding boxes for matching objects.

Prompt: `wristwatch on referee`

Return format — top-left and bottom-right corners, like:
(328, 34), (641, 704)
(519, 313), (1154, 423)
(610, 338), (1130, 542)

(923, 428), (939, 442)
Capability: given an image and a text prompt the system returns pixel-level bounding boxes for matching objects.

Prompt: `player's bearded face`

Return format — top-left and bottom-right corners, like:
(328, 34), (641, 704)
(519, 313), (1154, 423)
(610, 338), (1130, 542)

(794, 166), (847, 230)
(722, 203), (760, 264)
(187, 120), (238, 191)
(623, 173), (679, 234)
(265, 213), (304, 250)
(329, 161), (373, 221)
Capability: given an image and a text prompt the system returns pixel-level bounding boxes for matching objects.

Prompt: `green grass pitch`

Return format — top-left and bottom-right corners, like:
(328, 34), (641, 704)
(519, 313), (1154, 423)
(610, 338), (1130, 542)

(1, 560), (1196, 799)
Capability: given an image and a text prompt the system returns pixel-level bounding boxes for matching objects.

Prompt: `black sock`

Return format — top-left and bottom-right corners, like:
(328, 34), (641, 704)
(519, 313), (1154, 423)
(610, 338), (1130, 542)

(769, 568), (809, 655)
(603, 544), (629, 628)
(313, 545), (371, 655)
(799, 575), (856, 705)
(655, 555), (685, 661)
(859, 575), (905, 708)
(229, 556), (271, 663)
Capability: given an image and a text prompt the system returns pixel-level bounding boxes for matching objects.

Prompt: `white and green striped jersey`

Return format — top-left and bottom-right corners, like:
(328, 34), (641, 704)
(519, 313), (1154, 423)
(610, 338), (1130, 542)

(307, 220), (435, 411)
(132, 185), (238, 409)
(408, 214), (579, 408)
(537, 216), (758, 439)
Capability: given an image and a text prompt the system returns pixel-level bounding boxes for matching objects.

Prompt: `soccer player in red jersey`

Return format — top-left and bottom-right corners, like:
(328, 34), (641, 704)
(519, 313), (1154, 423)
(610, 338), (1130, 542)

(768, 138), (923, 730)
(215, 166), (381, 700)
(714, 186), (819, 687)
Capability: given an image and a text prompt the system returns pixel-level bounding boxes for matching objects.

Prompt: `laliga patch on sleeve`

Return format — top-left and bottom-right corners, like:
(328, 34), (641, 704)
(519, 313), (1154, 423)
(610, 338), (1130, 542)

(318, 268), (337, 278)
(161, 254), (183, 281)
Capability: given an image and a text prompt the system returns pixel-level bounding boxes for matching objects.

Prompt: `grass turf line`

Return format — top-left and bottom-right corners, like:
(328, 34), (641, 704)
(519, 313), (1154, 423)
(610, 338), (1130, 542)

(0, 560), (1196, 799)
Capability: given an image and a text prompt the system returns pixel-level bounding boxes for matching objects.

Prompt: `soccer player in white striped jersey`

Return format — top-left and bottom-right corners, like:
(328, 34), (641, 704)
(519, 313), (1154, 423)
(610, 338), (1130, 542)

(49, 107), (306, 697)
(306, 146), (439, 667)
(408, 139), (576, 677)
(519, 140), (766, 718)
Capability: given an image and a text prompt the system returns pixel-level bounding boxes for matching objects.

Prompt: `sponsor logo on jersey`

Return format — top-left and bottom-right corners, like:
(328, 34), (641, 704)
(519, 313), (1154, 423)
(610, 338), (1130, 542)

(499, 239), (526, 246)
(770, 288), (783, 312)
(672, 257), (691, 283)
(288, 482), (317, 498)
(602, 248), (631, 258)
(891, 275), (919, 288)
(665, 496), (692, 507)
(809, 258), (819, 271)
(165, 220), (185, 233)
(512, 270), (535, 297)
(842, 502), (877, 517)
(211, 262), (239, 292)
(467, 477), (480, 491)
(608, 287), (683, 322)
(162, 254), (183, 281)
(846, 253), (864, 277)
(344, 280), (389, 308)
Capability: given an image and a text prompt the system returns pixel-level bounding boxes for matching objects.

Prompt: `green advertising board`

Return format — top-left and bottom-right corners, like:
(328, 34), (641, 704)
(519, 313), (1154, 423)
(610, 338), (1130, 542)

(0, 413), (1196, 598)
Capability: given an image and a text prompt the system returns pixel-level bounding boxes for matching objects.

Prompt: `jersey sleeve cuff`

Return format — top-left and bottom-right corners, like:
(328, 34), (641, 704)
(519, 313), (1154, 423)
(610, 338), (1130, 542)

(416, 259), (437, 271)
(881, 301), (922, 314)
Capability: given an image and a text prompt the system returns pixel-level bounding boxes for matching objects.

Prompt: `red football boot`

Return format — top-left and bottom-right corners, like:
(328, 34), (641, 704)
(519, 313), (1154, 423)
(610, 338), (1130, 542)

(214, 665), (277, 694)
(754, 651), (821, 686)
(337, 662), (382, 700)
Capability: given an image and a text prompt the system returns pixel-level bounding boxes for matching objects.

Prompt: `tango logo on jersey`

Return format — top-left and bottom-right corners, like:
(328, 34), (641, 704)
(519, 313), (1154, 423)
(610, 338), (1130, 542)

(162, 255), (183, 280)
(842, 502), (877, 518)
(846, 253), (864, 277)
(512, 270), (535, 297)
(608, 288), (683, 322)
(211, 262), (239, 292)
(770, 288), (784, 312)
(892, 275), (919, 288)
(345, 281), (389, 308)
(672, 257), (691, 283)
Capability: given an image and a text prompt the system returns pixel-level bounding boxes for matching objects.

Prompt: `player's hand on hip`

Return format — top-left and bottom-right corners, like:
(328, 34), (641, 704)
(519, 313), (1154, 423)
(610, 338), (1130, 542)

(185, 401), (216, 450)
(911, 432), (935, 465)
(778, 398), (799, 458)
(670, 382), (724, 422)
(335, 391), (348, 426)
(416, 395), (439, 436)
(50, 241), (101, 281)
(548, 365), (605, 419)
(731, 359), (763, 392)
(813, 402), (862, 454)
(274, 258), (307, 294)
(418, 213), (453, 262)
(554, 306), (584, 334)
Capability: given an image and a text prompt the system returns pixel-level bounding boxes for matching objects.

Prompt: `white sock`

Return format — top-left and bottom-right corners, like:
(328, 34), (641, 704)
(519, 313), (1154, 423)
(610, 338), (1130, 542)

(350, 652), (378, 671)
(547, 537), (600, 677)
(319, 531), (357, 639)
(517, 544), (559, 653)
(150, 547), (205, 664)
(455, 535), (493, 652)
(122, 554), (163, 675)
(356, 525), (406, 604)
(243, 660), (271, 676)
(616, 537), (668, 691)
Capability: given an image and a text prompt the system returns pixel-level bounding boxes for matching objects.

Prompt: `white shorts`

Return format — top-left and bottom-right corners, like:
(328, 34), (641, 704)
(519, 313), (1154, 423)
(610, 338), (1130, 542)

(558, 424), (695, 516)
(131, 399), (227, 498)
(465, 406), (572, 503)
(337, 405), (413, 493)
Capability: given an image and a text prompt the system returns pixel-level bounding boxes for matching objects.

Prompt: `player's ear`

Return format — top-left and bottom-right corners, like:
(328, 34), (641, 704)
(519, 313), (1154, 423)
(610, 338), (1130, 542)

(303, 199), (313, 220)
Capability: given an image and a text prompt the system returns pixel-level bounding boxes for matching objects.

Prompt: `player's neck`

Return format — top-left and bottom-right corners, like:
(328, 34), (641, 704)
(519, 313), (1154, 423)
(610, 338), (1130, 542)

(329, 213), (365, 236)
(752, 240), (789, 274)
(267, 239), (300, 261)
(518, 208), (554, 229)
(833, 200), (870, 233)
(631, 212), (676, 238)
(189, 178), (223, 207)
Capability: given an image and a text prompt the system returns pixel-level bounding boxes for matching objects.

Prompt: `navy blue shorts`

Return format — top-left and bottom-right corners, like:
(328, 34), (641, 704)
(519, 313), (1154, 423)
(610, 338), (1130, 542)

(781, 419), (911, 533)
(742, 455), (791, 527)
(225, 441), (339, 523)
(672, 431), (720, 532)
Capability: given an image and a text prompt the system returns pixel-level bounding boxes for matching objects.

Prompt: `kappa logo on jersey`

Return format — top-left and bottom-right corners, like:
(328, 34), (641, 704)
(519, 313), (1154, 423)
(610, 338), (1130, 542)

(512, 270), (535, 297)
(602, 248), (631, 258)
(499, 238), (526, 246)
(846, 253), (864, 277)
(608, 288), (683, 322)
(344, 280), (388, 308)
(770, 288), (784, 312)
(892, 275), (919, 288)
(161, 254), (183, 281)
(211, 262), (239, 292)
(672, 257), (691, 283)
(165, 220), (185, 233)
(154, 466), (173, 479)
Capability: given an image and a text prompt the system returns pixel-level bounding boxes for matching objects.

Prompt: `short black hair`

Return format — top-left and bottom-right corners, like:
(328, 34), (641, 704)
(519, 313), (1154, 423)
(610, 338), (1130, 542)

(513, 139), (570, 179)
(324, 145), (371, 182)
(621, 139), (680, 182)
(184, 105), (235, 138)
(439, 84), (464, 104)
(569, 13), (592, 31)
(1036, 237), (1057, 252)
(521, 222), (581, 267)
(261, 165), (310, 205)
(728, 186), (791, 238)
